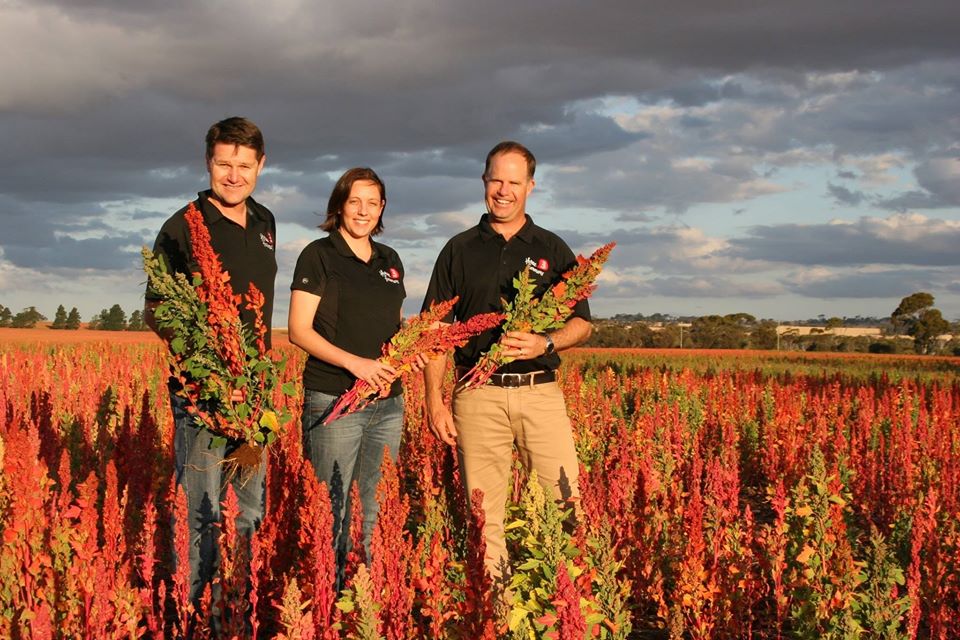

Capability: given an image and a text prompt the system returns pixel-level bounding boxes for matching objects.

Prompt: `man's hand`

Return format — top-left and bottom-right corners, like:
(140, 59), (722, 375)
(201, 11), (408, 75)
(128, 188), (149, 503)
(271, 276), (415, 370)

(426, 402), (458, 446)
(500, 318), (592, 360)
(423, 349), (457, 446)
(500, 330), (548, 360)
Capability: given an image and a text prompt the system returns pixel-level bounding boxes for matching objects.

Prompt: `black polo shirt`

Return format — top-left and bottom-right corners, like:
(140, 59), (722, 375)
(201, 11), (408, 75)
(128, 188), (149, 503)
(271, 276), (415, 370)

(422, 214), (590, 373)
(291, 231), (406, 396)
(147, 190), (278, 349)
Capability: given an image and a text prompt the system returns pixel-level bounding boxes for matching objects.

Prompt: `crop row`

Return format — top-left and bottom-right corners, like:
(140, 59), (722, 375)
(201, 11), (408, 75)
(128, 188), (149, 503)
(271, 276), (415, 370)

(0, 344), (957, 638)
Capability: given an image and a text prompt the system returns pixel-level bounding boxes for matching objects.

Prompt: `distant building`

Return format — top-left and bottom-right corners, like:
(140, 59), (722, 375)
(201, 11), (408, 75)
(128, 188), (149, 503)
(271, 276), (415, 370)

(775, 325), (882, 337)
(648, 322), (691, 332)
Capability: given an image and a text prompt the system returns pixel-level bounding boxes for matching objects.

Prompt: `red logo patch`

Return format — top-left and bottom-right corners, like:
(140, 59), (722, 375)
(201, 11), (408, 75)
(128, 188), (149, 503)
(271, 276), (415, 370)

(389, 267), (400, 280)
(536, 258), (549, 271)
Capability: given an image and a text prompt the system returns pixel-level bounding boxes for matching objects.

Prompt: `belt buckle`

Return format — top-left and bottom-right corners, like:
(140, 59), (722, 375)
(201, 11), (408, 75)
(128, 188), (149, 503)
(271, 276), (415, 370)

(500, 372), (523, 388)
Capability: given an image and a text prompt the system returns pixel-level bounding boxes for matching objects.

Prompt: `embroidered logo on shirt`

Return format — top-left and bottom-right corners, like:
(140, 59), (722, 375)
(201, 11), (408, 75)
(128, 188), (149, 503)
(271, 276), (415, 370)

(524, 256), (548, 276)
(301, 277), (309, 284)
(380, 268), (401, 284)
(260, 232), (275, 251)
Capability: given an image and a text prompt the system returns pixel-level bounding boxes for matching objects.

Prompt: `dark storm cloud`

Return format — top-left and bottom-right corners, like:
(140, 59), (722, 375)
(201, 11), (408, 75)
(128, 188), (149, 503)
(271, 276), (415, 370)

(914, 157), (960, 206)
(1, 0), (959, 318)
(616, 212), (655, 223)
(555, 226), (768, 276)
(651, 80), (747, 107)
(3, 233), (145, 271)
(864, 156), (960, 211)
(0, 192), (153, 271)
(0, 196), (106, 247)
(547, 143), (785, 213)
(518, 112), (650, 165)
(827, 183), (866, 206)
(875, 191), (945, 212)
(620, 275), (780, 299)
(5, 2), (958, 168)
(726, 215), (960, 266)
(782, 269), (949, 299)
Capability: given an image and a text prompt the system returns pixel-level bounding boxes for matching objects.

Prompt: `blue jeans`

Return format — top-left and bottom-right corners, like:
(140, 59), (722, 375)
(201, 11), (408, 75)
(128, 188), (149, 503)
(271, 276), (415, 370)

(171, 392), (266, 603)
(301, 390), (404, 578)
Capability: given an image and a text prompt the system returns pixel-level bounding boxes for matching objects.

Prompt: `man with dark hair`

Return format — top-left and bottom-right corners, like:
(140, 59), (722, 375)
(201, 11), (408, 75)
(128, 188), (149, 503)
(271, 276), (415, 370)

(422, 141), (591, 585)
(145, 116), (277, 602)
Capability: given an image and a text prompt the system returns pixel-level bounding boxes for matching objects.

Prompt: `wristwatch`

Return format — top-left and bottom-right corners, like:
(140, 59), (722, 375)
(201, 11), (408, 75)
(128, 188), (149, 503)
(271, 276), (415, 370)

(543, 334), (556, 355)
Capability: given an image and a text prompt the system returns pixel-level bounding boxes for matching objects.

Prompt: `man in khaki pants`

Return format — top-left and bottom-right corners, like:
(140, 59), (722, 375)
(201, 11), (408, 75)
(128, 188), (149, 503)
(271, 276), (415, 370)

(422, 141), (592, 585)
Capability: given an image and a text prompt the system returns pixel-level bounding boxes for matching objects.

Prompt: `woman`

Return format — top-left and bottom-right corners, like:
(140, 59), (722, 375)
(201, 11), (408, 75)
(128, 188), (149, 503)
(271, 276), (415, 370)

(288, 167), (417, 575)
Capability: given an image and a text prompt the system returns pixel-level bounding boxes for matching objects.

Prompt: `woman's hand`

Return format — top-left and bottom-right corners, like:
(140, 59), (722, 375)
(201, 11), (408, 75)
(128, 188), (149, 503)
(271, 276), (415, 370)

(349, 357), (397, 394)
(409, 353), (430, 373)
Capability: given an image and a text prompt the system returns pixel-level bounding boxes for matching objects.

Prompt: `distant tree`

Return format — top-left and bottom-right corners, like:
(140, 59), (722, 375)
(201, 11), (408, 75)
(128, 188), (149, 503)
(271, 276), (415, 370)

(0, 304), (11, 328)
(127, 309), (148, 331)
(751, 320), (779, 350)
(65, 307), (82, 330)
(726, 312), (756, 326)
(947, 336), (960, 357)
(100, 304), (127, 331)
(912, 309), (950, 355)
(879, 337), (914, 354)
(11, 306), (47, 328)
(892, 292), (950, 354)
(825, 317), (844, 330)
(891, 292), (935, 335)
(585, 323), (654, 348)
(690, 314), (751, 349)
(51, 305), (68, 329)
(833, 336), (871, 353)
(651, 324), (681, 348)
(88, 311), (103, 330)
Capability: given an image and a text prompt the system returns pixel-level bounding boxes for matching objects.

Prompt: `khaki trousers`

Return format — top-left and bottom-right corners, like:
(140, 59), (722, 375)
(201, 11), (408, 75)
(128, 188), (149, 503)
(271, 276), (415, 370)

(453, 381), (580, 580)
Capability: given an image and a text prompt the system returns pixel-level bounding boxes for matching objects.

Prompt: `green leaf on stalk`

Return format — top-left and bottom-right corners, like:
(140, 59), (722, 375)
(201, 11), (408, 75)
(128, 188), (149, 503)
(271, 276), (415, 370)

(507, 608), (529, 631)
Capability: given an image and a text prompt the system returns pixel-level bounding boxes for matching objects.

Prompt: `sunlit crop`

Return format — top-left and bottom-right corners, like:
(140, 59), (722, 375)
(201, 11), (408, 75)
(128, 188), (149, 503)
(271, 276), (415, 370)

(0, 341), (957, 637)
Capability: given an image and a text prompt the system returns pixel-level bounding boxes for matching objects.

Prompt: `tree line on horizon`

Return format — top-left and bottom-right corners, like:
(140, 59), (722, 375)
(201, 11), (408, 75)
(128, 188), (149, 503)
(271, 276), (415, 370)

(0, 303), (149, 331)
(586, 291), (958, 356)
(0, 292), (955, 353)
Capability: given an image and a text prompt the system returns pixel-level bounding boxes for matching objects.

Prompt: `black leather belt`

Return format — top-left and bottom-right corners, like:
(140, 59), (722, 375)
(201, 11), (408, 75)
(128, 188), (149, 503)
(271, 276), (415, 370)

(483, 370), (556, 388)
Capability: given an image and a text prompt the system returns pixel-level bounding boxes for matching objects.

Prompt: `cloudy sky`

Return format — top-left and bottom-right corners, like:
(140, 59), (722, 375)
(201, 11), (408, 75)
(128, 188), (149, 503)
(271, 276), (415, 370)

(2, 0), (959, 324)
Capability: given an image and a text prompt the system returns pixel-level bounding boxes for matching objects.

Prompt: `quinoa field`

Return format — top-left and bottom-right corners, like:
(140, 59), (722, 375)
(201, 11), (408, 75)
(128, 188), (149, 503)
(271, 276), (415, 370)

(1, 334), (958, 638)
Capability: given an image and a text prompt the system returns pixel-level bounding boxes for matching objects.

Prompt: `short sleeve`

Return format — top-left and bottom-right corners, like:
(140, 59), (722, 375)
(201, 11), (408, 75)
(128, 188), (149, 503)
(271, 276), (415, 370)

(291, 243), (328, 296)
(145, 216), (190, 301)
(421, 240), (456, 322)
